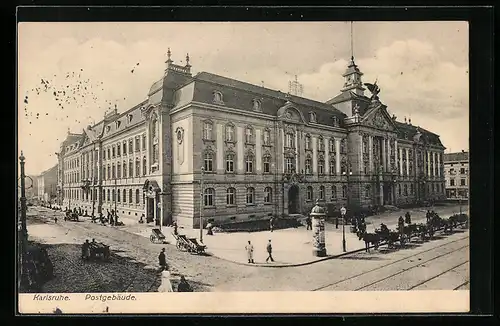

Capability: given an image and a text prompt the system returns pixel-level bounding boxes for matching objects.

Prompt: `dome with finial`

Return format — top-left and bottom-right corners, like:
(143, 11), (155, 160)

(310, 199), (326, 216)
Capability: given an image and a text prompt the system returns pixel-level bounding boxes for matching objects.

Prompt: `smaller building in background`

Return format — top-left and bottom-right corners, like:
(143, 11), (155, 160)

(443, 150), (469, 200)
(37, 165), (58, 203)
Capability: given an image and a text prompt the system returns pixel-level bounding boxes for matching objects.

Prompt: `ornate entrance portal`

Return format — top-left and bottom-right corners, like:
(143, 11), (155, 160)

(288, 185), (300, 214)
(143, 179), (161, 225)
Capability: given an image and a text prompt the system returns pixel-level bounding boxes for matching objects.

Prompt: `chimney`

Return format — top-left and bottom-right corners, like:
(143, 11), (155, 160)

(408, 118), (412, 125)
(462, 150), (465, 153)
(404, 116), (407, 123)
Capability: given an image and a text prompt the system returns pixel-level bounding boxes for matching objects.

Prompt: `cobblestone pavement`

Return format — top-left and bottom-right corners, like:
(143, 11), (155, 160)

(26, 207), (255, 293)
(25, 204), (469, 293)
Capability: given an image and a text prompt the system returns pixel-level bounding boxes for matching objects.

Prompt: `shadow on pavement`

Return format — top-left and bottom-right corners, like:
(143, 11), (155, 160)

(339, 255), (387, 261)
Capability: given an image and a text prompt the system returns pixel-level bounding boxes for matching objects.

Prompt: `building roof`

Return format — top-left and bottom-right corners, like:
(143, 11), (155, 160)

(40, 164), (58, 176)
(394, 121), (444, 147)
(444, 151), (469, 162)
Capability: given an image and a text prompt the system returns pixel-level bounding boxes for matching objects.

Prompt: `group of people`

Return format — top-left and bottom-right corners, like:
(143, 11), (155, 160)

(81, 238), (98, 261)
(426, 210), (438, 223)
(157, 248), (193, 292)
(90, 209), (122, 226)
(245, 239), (274, 264)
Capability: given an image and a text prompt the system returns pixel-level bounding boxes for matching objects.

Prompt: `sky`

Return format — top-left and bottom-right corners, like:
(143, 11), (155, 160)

(18, 22), (469, 176)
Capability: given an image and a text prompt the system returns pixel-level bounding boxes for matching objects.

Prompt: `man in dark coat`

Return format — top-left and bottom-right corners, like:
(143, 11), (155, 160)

(177, 276), (193, 292)
(269, 217), (275, 232)
(305, 216), (312, 230)
(265, 240), (274, 262)
(405, 211), (411, 224)
(398, 216), (405, 234)
(158, 248), (167, 271)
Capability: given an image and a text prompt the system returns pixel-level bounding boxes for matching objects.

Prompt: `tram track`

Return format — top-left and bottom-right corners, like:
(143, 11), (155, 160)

(453, 280), (470, 290)
(312, 235), (469, 291)
(406, 260), (469, 290)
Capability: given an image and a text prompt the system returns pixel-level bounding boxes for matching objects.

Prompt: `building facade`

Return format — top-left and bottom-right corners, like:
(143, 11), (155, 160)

(37, 165), (58, 203)
(56, 50), (446, 228)
(443, 150), (469, 200)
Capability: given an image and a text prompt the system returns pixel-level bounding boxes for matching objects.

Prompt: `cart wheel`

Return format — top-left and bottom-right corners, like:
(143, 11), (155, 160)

(150, 235), (155, 243)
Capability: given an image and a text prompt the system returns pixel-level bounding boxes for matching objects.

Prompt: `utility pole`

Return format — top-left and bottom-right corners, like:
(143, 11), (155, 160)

(200, 167), (205, 243)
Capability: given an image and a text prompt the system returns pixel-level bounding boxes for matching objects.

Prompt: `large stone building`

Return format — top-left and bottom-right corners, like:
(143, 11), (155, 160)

(37, 164), (58, 203)
(443, 150), (469, 200)
(55, 50), (446, 228)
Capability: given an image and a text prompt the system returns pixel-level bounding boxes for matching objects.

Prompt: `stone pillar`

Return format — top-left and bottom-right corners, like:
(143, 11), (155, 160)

(325, 136), (330, 174)
(437, 152), (441, 177)
(359, 133), (364, 174)
(335, 138), (341, 174)
(427, 151), (431, 177)
(368, 136), (373, 173)
(295, 131), (299, 174)
(312, 137), (317, 174)
(382, 138), (387, 172)
(386, 138), (391, 172)
(256, 129), (262, 172)
(433, 152), (437, 179)
(405, 148), (410, 176)
(281, 128), (285, 173)
(216, 123), (224, 174)
(379, 180), (384, 206)
(237, 126), (244, 174)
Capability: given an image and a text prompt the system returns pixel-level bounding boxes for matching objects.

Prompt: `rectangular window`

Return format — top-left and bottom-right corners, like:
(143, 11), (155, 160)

(117, 145), (121, 157)
(203, 123), (213, 140)
(135, 138), (140, 152)
(204, 190), (214, 207)
(450, 179), (455, 186)
(142, 135), (146, 150)
(286, 157), (295, 173)
(460, 168), (465, 174)
(226, 154), (234, 173)
(286, 133), (294, 148)
(460, 179), (466, 186)
(245, 157), (253, 173)
(263, 156), (270, 173)
(123, 142), (127, 155)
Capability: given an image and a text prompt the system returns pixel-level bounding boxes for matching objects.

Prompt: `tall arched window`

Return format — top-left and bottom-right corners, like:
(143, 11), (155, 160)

(306, 186), (313, 201)
(263, 155), (271, 173)
(123, 189), (127, 203)
(318, 157), (325, 175)
(264, 187), (272, 203)
(123, 141), (127, 155)
(142, 156), (147, 176)
(340, 139), (347, 154)
(123, 161), (127, 178)
(365, 185), (371, 198)
(136, 189), (140, 204)
(107, 165), (111, 180)
(203, 120), (213, 140)
(117, 164), (121, 179)
(135, 157), (140, 177)
(330, 158), (336, 175)
(225, 124), (235, 142)
(204, 151), (214, 172)
(129, 160), (133, 177)
(226, 152), (235, 173)
(128, 139), (133, 154)
(305, 156), (312, 174)
(319, 186), (325, 200)
(331, 185), (337, 200)
(129, 189), (133, 203)
(246, 187), (255, 204)
(112, 189), (115, 202)
(204, 188), (215, 207)
(342, 185), (348, 198)
(226, 188), (236, 205)
(404, 184), (408, 196)
(245, 153), (254, 173)
(112, 164), (116, 179)
(305, 135), (311, 150)
(117, 190), (121, 203)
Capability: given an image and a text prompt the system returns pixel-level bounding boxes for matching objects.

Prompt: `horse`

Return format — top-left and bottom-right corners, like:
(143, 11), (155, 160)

(415, 223), (429, 241)
(402, 224), (418, 243)
(357, 230), (380, 252)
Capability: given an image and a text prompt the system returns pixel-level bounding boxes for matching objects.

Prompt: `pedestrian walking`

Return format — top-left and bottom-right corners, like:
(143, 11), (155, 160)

(109, 214), (114, 226)
(206, 221), (214, 235)
(81, 240), (90, 261)
(173, 221), (178, 235)
(158, 248), (168, 271)
(265, 239), (274, 263)
(269, 217), (274, 232)
(306, 216), (312, 230)
(54, 216), (58, 224)
(335, 216), (339, 229)
(245, 240), (254, 263)
(157, 268), (174, 292)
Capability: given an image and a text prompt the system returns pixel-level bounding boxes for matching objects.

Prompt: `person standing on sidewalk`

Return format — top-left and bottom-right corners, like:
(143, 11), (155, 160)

(158, 248), (168, 271)
(265, 240), (274, 263)
(405, 211), (411, 224)
(245, 240), (254, 263)
(269, 217), (275, 232)
(305, 216), (312, 230)
(335, 215), (339, 229)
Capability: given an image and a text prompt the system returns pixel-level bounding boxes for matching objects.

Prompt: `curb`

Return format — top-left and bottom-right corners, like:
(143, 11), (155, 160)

(207, 220), (468, 268)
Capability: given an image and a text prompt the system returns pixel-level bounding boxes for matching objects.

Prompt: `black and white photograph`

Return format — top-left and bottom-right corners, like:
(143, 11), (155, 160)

(17, 20), (470, 313)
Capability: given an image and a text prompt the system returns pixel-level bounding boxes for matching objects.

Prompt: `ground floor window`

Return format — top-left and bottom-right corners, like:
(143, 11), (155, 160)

(246, 187), (255, 204)
(306, 186), (313, 201)
(204, 188), (215, 207)
(264, 187), (272, 203)
(226, 188), (235, 205)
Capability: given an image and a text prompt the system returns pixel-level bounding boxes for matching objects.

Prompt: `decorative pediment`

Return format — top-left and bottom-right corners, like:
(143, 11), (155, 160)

(361, 106), (396, 131)
(277, 103), (306, 124)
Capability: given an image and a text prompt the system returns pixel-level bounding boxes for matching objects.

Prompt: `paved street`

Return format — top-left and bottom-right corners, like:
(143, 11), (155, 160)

(24, 204), (469, 293)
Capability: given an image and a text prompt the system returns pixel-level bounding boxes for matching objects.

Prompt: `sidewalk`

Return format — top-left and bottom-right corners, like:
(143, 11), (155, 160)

(127, 204), (468, 267)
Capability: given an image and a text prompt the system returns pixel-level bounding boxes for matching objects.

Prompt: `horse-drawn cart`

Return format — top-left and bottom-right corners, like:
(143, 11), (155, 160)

(89, 242), (110, 261)
(172, 233), (206, 255)
(150, 228), (167, 244)
(66, 211), (79, 222)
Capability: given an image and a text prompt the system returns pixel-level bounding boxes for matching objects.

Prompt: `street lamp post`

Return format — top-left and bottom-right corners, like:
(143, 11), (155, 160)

(340, 206), (347, 252)
(200, 166), (205, 243)
(18, 151), (28, 288)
